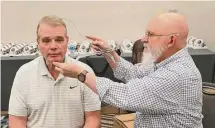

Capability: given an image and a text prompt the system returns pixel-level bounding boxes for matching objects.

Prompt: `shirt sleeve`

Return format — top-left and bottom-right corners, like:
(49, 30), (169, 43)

(114, 57), (155, 83)
(8, 69), (28, 116)
(96, 68), (183, 115)
(83, 85), (101, 112)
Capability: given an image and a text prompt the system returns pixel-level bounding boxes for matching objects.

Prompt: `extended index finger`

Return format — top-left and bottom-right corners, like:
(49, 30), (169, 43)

(52, 62), (64, 68)
(86, 36), (102, 41)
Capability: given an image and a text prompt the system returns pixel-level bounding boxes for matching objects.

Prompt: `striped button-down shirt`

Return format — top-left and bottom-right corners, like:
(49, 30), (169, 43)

(96, 48), (203, 128)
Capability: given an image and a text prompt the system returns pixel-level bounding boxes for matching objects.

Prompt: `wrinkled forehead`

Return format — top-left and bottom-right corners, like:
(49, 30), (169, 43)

(38, 23), (67, 38)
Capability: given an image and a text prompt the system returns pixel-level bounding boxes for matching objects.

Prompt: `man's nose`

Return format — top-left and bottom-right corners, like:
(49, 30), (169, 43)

(141, 36), (148, 44)
(49, 41), (58, 50)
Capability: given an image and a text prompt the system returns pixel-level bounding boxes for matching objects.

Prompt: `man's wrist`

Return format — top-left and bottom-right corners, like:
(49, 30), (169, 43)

(104, 51), (119, 62)
(76, 68), (85, 77)
(77, 70), (89, 83)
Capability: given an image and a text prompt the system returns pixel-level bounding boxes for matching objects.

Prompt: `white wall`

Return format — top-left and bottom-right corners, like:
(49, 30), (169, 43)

(1, 1), (215, 44)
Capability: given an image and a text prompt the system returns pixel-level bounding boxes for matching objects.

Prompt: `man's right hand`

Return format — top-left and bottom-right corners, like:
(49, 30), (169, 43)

(86, 36), (120, 71)
(86, 36), (111, 52)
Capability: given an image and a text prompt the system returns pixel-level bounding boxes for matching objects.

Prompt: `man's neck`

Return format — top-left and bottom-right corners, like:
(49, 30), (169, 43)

(49, 70), (60, 80)
(45, 59), (60, 80)
(156, 47), (181, 63)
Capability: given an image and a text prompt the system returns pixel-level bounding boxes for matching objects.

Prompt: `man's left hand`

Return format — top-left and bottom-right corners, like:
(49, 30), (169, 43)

(53, 62), (85, 78)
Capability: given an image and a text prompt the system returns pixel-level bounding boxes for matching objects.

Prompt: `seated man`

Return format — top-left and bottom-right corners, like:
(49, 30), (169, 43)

(53, 12), (203, 128)
(8, 15), (101, 128)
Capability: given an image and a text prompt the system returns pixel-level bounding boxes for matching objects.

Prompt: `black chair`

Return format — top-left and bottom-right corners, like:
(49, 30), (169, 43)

(202, 82), (215, 128)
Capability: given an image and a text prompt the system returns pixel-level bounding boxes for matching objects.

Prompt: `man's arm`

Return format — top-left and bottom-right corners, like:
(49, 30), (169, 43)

(53, 59), (178, 113)
(84, 111), (101, 128)
(8, 68), (28, 128)
(81, 70), (101, 128)
(86, 36), (154, 82)
(110, 54), (154, 83)
(103, 51), (119, 71)
(85, 70), (181, 114)
(9, 115), (27, 128)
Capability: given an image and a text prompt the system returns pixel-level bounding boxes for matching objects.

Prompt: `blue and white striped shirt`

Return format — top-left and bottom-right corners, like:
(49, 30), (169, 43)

(96, 48), (203, 128)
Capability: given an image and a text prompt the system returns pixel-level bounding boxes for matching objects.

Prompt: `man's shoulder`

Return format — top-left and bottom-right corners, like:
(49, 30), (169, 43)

(17, 56), (41, 74)
(164, 56), (201, 81)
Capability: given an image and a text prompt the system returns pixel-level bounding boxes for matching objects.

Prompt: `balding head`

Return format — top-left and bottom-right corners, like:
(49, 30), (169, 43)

(158, 13), (188, 39)
(142, 12), (189, 64)
(148, 12), (189, 47)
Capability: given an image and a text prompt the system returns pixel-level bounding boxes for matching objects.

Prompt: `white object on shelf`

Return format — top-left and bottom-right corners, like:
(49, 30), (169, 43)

(192, 39), (207, 49)
(67, 40), (78, 54)
(107, 40), (117, 51)
(78, 40), (91, 53)
(187, 36), (207, 49)
(22, 42), (38, 55)
(1, 42), (15, 55)
(9, 43), (27, 56)
(0, 43), (3, 53)
(120, 39), (133, 53)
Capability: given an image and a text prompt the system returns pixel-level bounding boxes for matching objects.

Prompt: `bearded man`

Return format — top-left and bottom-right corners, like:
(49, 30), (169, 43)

(53, 12), (203, 128)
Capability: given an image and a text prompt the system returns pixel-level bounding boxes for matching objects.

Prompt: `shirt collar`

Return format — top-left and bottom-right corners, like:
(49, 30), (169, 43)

(155, 47), (188, 69)
(39, 56), (50, 76)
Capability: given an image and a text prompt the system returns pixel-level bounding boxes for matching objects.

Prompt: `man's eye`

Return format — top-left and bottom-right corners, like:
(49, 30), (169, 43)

(42, 39), (51, 43)
(55, 38), (64, 43)
(148, 32), (153, 36)
(56, 39), (64, 42)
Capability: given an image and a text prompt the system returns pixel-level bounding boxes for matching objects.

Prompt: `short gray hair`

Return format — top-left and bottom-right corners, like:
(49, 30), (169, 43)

(37, 15), (67, 37)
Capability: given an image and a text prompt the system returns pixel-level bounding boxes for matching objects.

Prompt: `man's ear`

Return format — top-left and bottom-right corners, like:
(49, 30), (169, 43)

(168, 35), (176, 48)
(66, 36), (69, 43)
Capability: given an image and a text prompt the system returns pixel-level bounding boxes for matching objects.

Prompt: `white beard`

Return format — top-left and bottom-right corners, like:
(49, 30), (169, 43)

(141, 44), (167, 66)
(141, 50), (155, 66)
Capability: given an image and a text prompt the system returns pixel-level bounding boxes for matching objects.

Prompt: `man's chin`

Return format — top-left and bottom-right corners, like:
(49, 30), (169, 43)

(141, 52), (154, 65)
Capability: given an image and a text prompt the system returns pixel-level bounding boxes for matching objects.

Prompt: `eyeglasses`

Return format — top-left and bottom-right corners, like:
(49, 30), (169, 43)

(144, 31), (179, 41)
